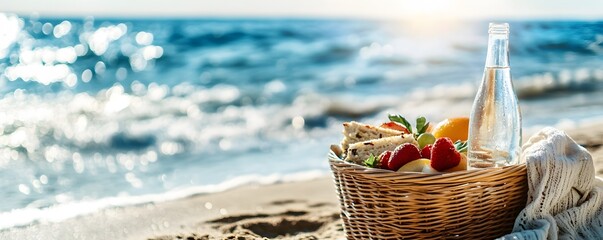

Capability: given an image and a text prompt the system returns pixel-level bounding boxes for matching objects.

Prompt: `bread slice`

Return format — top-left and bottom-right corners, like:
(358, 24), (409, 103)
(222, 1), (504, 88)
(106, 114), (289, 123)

(344, 134), (417, 165)
(341, 121), (403, 153)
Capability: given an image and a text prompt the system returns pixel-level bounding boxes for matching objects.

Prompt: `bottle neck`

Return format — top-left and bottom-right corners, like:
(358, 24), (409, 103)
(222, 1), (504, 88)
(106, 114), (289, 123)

(485, 32), (510, 68)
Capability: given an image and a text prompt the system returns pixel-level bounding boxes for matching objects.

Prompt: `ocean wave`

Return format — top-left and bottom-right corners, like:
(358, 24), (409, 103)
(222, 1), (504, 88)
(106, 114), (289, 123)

(515, 68), (603, 98)
(0, 82), (338, 165)
(403, 68), (603, 102)
(0, 170), (328, 230)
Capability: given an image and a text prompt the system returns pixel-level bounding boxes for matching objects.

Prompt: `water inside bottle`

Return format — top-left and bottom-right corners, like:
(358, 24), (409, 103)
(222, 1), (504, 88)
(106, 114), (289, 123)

(467, 66), (521, 168)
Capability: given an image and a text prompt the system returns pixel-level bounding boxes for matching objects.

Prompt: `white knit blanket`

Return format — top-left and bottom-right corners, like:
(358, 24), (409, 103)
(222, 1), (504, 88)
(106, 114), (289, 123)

(499, 127), (603, 240)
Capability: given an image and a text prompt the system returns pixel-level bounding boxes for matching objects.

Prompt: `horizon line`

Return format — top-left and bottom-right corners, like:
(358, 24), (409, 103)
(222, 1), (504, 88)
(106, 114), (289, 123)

(6, 11), (603, 22)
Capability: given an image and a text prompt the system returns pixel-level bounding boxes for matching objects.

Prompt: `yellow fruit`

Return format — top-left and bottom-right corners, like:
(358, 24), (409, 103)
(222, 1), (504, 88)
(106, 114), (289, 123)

(432, 117), (470, 142)
(444, 152), (468, 172)
(397, 158), (431, 172)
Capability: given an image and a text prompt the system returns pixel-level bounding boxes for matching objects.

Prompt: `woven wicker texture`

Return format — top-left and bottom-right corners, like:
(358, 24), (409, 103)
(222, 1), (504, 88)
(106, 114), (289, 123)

(329, 150), (528, 239)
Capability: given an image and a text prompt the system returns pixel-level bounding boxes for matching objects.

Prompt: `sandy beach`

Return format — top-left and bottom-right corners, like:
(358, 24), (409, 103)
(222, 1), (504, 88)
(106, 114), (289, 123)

(1, 124), (603, 240)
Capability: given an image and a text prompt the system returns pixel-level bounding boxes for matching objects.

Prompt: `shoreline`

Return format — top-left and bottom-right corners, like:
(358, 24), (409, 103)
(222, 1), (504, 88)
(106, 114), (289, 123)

(2, 124), (603, 239)
(0, 170), (330, 230)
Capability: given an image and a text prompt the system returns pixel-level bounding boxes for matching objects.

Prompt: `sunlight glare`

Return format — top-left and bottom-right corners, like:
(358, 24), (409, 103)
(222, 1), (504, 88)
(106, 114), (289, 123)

(383, 1), (462, 36)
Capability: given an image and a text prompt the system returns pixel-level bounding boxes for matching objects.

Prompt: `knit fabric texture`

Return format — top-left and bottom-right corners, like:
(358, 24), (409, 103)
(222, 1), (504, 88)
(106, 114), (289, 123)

(499, 127), (603, 240)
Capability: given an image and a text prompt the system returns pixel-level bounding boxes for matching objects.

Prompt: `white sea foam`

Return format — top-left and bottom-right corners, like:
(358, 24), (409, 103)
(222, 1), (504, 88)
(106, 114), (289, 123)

(0, 170), (328, 230)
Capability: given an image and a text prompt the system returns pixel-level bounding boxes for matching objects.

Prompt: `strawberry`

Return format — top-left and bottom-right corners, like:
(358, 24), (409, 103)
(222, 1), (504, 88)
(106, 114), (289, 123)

(378, 151), (393, 170)
(421, 144), (432, 159)
(380, 121), (410, 134)
(430, 137), (463, 171)
(388, 143), (421, 171)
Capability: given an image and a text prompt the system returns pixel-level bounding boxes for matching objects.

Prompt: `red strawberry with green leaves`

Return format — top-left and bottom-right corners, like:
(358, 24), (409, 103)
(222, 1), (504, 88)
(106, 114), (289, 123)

(388, 143), (421, 171)
(430, 138), (467, 171)
(363, 151), (393, 170)
(379, 151), (393, 170)
(421, 144), (432, 159)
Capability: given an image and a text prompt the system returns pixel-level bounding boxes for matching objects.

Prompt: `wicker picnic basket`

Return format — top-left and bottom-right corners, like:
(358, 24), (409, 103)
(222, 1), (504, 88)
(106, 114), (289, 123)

(329, 150), (528, 239)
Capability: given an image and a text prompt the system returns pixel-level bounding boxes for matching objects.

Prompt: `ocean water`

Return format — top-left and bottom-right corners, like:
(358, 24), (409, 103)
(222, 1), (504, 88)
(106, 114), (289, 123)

(1, 13), (603, 229)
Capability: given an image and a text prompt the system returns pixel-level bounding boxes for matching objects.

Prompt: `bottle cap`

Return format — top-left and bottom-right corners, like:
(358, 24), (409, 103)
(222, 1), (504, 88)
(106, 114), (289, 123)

(488, 23), (509, 34)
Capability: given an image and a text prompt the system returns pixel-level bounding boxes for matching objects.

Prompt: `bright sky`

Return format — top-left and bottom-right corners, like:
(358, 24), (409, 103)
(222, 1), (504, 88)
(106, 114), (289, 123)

(2, 0), (603, 19)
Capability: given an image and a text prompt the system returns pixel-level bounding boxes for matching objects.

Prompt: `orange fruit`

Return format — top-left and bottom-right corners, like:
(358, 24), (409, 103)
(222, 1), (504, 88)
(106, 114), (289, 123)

(431, 117), (469, 142)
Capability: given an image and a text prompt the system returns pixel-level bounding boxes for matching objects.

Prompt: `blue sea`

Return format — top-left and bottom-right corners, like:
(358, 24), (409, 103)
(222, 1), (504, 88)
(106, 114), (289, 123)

(1, 13), (603, 228)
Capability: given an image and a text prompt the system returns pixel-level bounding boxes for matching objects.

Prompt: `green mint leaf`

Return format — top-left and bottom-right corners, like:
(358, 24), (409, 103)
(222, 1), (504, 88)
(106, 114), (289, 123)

(415, 117), (426, 134)
(418, 122), (430, 135)
(388, 114), (413, 134)
(454, 140), (468, 153)
(363, 154), (379, 168)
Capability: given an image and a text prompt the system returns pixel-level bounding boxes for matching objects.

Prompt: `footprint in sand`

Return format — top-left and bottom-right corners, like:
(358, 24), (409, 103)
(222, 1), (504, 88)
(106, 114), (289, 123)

(268, 199), (305, 206)
(204, 202), (341, 239)
(307, 202), (334, 208)
(267, 199), (336, 209)
(207, 210), (307, 224)
(235, 218), (325, 238)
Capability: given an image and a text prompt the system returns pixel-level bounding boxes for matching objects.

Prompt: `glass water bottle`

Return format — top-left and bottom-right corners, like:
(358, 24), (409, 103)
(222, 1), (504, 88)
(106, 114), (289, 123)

(467, 23), (522, 168)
